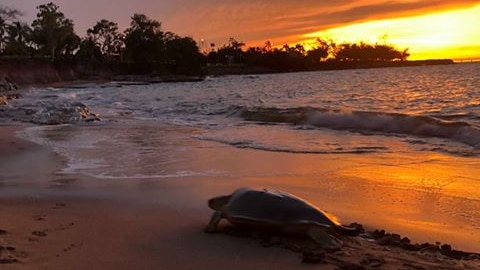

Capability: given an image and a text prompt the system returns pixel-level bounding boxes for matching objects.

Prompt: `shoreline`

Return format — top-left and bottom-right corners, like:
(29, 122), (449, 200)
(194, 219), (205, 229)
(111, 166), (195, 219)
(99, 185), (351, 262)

(1, 57), (461, 89)
(1, 125), (480, 269)
(206, 59), (456, 76)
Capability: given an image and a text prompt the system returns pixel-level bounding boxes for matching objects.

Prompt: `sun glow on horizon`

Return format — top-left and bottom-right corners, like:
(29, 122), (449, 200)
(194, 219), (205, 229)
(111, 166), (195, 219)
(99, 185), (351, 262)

(302, 4), (480, 60)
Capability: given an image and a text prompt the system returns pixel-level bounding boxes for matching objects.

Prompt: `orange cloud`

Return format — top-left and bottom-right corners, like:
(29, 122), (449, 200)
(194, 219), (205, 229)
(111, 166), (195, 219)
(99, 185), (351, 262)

(302, 4), (480, 60)
(165, 0), (479, 46)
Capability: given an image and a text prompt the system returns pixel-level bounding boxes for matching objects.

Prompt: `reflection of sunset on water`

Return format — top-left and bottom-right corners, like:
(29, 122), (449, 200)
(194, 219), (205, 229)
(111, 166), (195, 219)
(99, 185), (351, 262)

(239, 149), (480, 252)
(336, 153), (480, 200)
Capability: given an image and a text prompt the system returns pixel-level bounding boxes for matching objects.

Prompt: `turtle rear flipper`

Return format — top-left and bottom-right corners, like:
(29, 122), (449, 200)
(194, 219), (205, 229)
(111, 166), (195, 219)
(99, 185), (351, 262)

(337, 224), (363, 236)
(307, 227), (343, 250)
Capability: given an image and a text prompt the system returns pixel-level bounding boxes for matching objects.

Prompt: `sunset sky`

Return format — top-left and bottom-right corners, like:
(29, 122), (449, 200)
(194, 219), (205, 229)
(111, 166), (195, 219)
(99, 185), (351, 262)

(3, 0), (480, 60)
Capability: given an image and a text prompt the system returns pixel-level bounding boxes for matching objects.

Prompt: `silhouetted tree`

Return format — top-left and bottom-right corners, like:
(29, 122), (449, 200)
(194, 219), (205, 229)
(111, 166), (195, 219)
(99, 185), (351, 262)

(75, 36), (102, 62)
(31, 2), (80, 60)
(1, 2), (417, 77)
(334, 42), (408, 62)
(86, 19), (123, 59)
(399, 48), (410, 61)
(7, 21), (31, 43)
(244, 46), (264, 66)
(0, 6), (21, 53)
(123, 13), (165, 70)
(212, 37), (246, 64)
(263, 41), (273, 52)
(4, 21), (33, 55)
(206, 50), (219, 64)
(0, 18), (6, 52)
(306, 38), (334, 64)
(165, 36), (204, 75)
(227, 37), (245, 51)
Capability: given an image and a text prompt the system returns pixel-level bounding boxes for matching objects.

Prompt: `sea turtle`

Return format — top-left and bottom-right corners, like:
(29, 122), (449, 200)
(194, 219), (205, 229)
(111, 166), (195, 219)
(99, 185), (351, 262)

(206, 187), (357, 249)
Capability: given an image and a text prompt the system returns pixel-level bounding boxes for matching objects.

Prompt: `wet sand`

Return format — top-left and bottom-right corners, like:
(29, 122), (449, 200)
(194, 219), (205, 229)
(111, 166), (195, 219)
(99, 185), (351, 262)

(1, 125), (480, 269)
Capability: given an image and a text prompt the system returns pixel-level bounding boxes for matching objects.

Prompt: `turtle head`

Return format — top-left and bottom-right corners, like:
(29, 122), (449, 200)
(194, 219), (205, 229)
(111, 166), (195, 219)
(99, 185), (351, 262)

(208, 195), (231, 211)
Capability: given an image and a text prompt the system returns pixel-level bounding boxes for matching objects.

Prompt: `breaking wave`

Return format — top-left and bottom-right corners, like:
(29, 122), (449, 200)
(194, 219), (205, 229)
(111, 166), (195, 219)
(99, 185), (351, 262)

(237, 107), (480, 148)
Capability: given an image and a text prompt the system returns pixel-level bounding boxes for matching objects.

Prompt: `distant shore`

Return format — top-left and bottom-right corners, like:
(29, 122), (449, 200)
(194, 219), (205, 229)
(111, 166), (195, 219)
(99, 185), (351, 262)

(206, 59), (455, 76)
(0, 57), (456, 88)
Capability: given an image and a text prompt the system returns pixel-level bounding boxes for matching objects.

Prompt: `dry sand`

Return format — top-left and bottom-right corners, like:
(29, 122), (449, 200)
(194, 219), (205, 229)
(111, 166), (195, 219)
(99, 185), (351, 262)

(1, 125), (480, 269)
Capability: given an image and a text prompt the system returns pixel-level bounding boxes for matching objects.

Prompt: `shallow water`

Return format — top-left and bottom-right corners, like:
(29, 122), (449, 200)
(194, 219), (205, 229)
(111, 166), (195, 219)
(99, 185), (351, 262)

(13, 63), (480, 157)
(7, 63), (480, 251)
(10, 63), (479, 165)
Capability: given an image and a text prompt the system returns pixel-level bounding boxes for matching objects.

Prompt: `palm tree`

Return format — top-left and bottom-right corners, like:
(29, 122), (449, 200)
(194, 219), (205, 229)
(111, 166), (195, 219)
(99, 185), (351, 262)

(7, 21), (31, 43)
(0, 17), (7, 52)
(4, 21), (32, 55)
(0, 7), (21, 53)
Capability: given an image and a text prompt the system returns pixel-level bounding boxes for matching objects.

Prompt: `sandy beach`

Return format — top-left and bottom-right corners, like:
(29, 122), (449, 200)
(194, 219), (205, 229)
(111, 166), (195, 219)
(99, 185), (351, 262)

(1, 124), (479, 269)
(1, 0), (479, 267)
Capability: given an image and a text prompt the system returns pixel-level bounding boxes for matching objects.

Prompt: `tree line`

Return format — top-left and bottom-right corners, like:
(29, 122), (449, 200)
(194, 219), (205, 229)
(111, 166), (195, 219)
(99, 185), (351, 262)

(207, 38), (410, 72)
(0, 2), (204, 75)
(1, 2), (411, 76)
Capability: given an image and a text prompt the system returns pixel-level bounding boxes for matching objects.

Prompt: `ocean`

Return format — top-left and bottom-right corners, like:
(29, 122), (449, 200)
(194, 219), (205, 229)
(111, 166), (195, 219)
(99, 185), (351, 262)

(6, 62), (480, 251)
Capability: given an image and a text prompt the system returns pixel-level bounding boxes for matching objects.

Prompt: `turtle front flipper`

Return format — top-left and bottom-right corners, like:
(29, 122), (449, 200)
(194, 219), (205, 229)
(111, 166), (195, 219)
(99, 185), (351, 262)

(307, 227), (343, 250)
(205, 211), (223, 233)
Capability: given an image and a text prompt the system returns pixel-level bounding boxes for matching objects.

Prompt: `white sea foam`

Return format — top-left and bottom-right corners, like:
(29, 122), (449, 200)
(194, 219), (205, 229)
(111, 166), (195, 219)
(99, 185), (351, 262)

(17, 125), (110, 175)
(80, 169), (224, 180)
(239, 107), (480, 149)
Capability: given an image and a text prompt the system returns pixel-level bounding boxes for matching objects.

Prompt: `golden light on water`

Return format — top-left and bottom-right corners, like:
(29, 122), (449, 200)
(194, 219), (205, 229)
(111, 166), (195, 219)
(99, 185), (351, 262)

(302, 4), (480, 60)
(336, 154), (480, 202)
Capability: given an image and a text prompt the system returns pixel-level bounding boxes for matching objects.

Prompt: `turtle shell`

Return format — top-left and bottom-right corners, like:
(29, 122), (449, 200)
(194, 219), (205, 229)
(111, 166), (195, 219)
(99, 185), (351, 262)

(223, 188), (341, 229)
